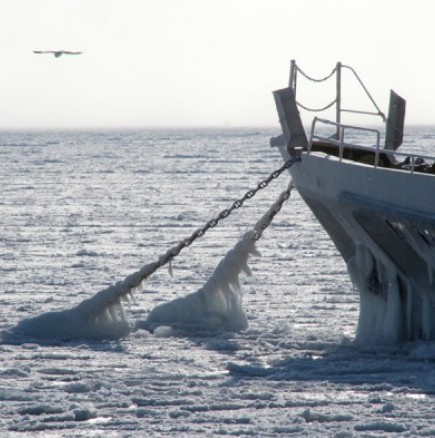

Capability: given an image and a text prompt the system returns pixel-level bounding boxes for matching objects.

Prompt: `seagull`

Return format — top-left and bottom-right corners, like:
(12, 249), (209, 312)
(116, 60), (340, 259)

(33, 50), (83, 58)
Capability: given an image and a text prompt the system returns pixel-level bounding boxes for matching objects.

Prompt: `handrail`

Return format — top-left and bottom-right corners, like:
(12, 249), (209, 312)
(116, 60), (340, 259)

(308, 117), (435, 175)
(289, 60), (386, 139)
(309, 117), (381, 165)
(341, 64), (386, 122)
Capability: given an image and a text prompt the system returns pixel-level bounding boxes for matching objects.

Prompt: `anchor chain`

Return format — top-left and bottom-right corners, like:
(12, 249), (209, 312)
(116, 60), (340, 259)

(252, 179), (294, 241)
(156, 157), (299, 270)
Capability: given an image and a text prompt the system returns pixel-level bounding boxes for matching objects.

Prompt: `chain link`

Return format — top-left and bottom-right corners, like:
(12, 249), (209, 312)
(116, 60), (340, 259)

(252, 180), (294, 241)
(296, 64), (338, 83)
(296, 98), (337, 113)
(155, 157), (299, 270)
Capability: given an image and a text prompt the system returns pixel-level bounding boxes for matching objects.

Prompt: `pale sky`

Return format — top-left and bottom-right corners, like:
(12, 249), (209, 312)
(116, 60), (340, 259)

(1, 0), (434, 129)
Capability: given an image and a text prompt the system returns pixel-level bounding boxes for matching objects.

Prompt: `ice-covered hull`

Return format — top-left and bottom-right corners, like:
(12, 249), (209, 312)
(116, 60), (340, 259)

(272, 61), (435, 342)
(279, 147), (435, 342)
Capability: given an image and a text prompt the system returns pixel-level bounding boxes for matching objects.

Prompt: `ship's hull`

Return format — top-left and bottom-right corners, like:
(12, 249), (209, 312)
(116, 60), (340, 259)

(280, 147), (435, 343)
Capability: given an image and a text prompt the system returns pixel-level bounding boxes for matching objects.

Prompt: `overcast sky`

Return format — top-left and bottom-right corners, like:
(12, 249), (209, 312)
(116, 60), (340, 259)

(1, 0), (434, 129)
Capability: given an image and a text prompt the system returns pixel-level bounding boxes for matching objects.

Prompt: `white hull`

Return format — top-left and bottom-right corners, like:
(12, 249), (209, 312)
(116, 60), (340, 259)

(279, 147), (435, 342)
(272, 61), (435, 342)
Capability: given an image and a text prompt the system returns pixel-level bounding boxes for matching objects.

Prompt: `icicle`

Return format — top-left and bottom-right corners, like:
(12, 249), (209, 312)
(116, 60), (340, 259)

(406, 280), (413, 340)
(382, 271), (402, 343)
(108, 304), (118, 322)
(421, 294), (433, 340)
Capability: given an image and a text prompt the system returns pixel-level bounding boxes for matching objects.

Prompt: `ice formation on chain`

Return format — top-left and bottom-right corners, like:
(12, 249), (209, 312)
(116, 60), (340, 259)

(1, 262), (160, 341)
(2, 233), (258, 341)
(136, 230), (260, 333)
(136, 183), (293, 333)
(2, 183), (293, 341)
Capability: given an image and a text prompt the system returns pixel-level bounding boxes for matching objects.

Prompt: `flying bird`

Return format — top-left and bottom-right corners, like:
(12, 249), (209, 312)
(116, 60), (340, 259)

(33, 50), (83, 58)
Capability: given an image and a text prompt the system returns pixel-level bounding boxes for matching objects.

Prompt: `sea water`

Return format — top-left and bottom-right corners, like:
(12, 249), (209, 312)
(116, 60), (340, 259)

(1, 127), (435, 436)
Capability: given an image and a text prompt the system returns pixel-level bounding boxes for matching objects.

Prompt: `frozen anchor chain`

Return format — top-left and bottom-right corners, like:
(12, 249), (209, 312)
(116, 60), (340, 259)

(3, 157), (298, 341)
(82, 156), (298, 298)
(101, 155), (299, 298)
(68, 155), (299, 308)
(252, 179), (294, 241)
(157, 156), (298, 271)
(137, 159), (297, 334)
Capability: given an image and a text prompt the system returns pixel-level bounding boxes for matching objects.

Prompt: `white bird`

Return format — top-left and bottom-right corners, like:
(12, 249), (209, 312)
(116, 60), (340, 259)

(33, 50), (83, 58)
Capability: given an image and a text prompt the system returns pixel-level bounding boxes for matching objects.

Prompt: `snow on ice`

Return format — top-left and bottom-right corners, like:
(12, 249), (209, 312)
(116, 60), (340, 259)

(1, 128), (435, 436)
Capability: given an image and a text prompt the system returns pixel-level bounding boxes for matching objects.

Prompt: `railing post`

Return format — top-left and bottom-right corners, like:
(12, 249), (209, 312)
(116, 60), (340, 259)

(339, 126), (344, 161)
(336, 62), (342, 140)
(289, 59), (297, 94)
(374, 131), (381, 168)
(308, 117), (317, 154)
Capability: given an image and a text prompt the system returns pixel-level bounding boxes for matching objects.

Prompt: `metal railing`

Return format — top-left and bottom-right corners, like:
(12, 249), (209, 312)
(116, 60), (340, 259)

(309, 117), (382, 165)
(289, 60), (386, 139)
(308, 117), (435, 175)
(286, 60), (435, 176)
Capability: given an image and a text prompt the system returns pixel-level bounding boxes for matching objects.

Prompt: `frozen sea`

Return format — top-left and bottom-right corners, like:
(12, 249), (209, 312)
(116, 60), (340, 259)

(1, 127), (435, 437)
